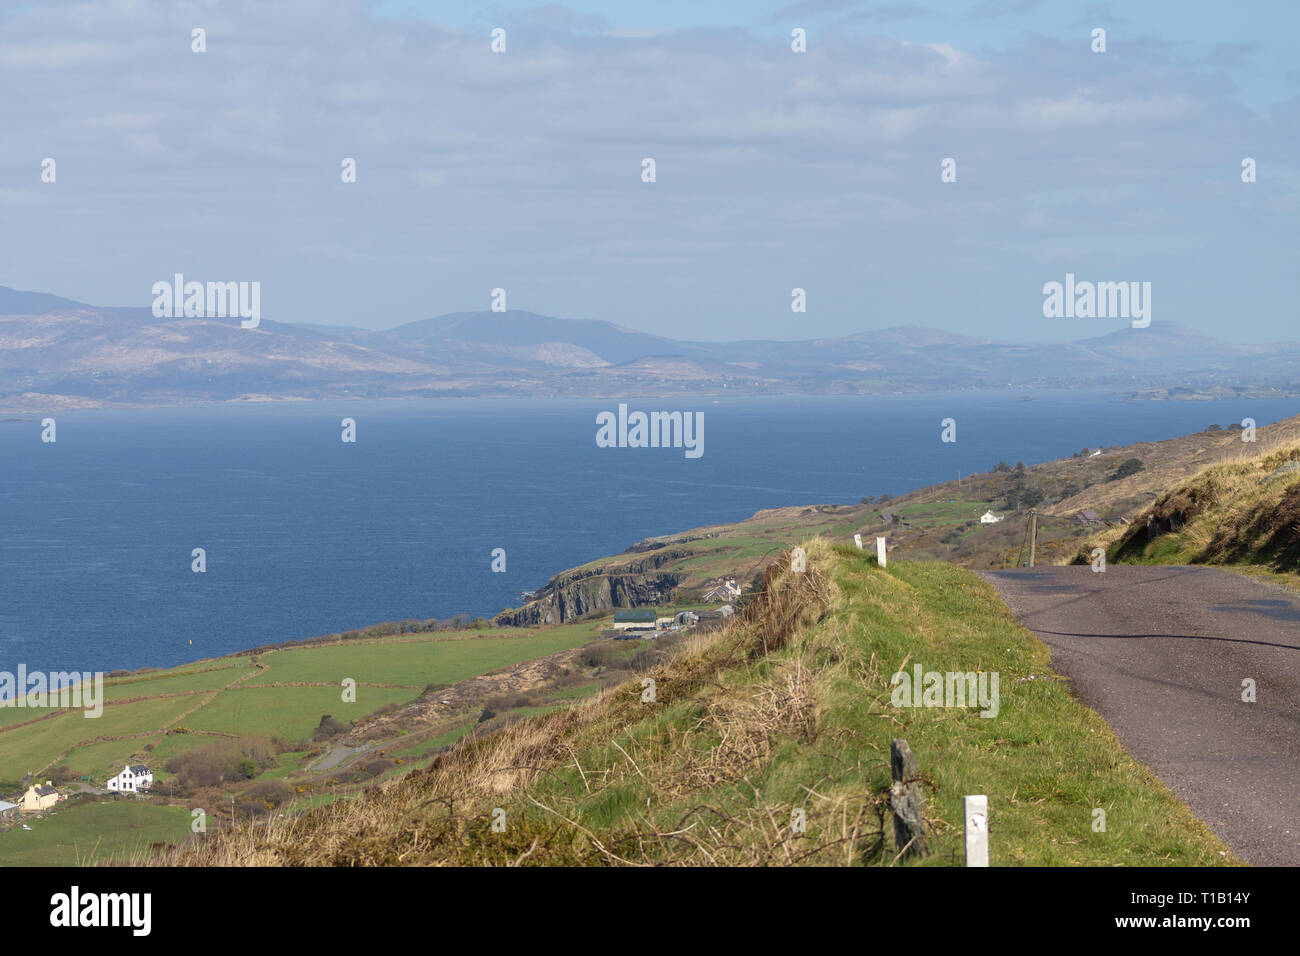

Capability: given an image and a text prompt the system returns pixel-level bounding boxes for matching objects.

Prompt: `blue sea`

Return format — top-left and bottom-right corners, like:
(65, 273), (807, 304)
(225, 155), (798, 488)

(1, 392), (1294, 673)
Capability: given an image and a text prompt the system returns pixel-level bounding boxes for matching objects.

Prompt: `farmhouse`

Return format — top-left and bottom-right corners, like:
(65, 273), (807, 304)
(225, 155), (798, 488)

(20, 782), (59, 811)
(979, 511), (1004, 524)
(613, 610), (657, 632)
(703, 579), (742, 602)
(106, 764), (153, 793)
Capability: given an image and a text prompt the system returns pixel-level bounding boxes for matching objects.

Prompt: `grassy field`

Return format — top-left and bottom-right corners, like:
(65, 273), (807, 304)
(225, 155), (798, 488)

(1, 695), (201, 786)
(163, 540), (1234, 866)
(254, 624), (597, 687)
(0, 620), (608, 788)
(0, 799), (191, 866)
(182, 685), (418, 741)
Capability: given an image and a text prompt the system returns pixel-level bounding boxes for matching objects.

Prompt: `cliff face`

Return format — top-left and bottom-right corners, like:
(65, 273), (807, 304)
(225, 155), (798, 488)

(494, 549), (694, 627)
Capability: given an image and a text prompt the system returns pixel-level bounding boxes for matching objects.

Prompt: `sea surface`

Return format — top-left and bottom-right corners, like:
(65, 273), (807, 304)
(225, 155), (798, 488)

(1, 392), (1294, 673)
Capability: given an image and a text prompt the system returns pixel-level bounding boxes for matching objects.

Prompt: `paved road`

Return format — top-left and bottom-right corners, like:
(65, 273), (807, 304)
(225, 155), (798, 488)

(982, 565), (1300, 866)
(309, 742), (371, 773)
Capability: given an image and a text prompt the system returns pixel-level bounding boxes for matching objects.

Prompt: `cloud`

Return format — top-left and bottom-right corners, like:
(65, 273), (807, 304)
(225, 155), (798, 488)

(0, 0), (1292, 344)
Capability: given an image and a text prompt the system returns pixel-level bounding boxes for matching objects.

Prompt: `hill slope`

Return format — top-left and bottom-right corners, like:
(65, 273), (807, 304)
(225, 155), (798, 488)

(493, 413), (1300, 631)
(1090, 437), (1300, 576)
(160, 541), (1233, 866)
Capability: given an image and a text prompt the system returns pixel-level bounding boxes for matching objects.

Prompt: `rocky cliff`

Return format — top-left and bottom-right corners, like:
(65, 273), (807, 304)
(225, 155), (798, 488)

(494, 549), (694, 627)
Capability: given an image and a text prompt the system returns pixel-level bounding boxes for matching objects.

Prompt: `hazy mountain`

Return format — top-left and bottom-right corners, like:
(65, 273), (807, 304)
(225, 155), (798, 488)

(0, 285), (1296, 409)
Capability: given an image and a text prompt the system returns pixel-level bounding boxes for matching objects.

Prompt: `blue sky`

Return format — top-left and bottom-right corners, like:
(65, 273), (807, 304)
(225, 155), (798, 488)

(1, 0), (1296, 342)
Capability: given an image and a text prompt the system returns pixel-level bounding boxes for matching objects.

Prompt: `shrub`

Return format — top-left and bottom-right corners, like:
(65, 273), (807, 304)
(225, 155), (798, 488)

(313, 715), (351, 741)
(360, 758), (396, 777)
(1111, 458), (1145, 481)
(164, 737), (279, 791)
(245, 779), (293, 808)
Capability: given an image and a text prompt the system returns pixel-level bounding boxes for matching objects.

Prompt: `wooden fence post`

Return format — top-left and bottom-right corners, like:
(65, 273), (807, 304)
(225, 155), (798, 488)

(889, 738), (927, 859)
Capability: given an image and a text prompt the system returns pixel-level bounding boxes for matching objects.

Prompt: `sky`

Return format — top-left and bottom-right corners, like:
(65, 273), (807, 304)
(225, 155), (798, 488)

(1, 0), (1296, 342)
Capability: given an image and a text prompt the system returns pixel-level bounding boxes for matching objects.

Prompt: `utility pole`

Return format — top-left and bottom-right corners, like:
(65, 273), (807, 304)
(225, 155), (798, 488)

(1029, 509), (1038, 567)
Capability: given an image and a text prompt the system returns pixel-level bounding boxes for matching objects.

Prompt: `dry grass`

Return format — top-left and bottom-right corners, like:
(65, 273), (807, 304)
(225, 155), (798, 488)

(156, 544), (837, 866)
(1093, 438), (1300, 572)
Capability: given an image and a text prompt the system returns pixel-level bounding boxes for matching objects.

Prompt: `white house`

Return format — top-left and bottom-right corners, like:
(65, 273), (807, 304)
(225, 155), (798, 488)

(704, 579), (742, 602)
(106, 764), (152, 793)
(979, 511), (1004, 524)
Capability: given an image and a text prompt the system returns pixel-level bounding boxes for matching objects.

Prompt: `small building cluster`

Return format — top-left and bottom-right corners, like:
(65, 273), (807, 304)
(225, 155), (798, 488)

(610, 599), (737, 640)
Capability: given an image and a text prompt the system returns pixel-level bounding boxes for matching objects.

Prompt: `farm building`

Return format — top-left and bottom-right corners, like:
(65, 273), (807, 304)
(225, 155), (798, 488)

(106, 764), (153, 793)
(979, 511), (1004, 524)
(20, 783), (59, 811)
(613, 610), (657, 631)
(703, 579), (742, 602)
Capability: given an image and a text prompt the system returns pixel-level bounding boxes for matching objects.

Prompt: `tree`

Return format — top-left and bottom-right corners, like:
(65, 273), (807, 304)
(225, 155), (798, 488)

(995, 462), (1010, 472)
(1111, 458), (1145, 481)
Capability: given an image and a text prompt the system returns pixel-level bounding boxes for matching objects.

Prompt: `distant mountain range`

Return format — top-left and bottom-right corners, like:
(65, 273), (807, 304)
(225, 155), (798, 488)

(1, 285), (1296, 409)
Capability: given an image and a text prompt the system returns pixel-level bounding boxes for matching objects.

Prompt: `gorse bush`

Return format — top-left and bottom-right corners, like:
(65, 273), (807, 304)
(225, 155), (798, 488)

(164, 737), (279, 791)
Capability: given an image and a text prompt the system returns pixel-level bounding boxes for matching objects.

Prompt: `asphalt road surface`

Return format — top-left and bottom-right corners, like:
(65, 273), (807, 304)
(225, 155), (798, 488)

(982, 565), (1300, 866)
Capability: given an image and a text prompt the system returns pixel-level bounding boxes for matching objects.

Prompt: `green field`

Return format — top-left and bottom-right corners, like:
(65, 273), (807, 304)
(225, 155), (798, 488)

(0, 800), (192, 866)
(0, 695), (200, 784)
(102, 663), (251, 701)
(0, 622), (609, 785)
(182, 685), (418, 741)
(254, 624), (598, 687)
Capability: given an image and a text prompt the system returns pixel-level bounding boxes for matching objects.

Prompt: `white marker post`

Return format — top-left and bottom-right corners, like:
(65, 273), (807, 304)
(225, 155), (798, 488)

(964, 795), (989, 867)
(876, 536), (887, 568)
(854, 533), (863, 549)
